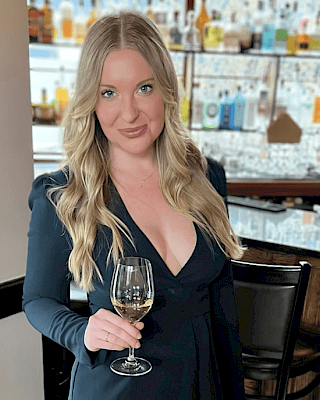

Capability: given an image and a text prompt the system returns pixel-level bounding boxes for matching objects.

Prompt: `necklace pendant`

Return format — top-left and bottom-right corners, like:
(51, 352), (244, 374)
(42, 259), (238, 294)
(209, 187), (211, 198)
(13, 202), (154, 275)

(141, 180), (145, 184)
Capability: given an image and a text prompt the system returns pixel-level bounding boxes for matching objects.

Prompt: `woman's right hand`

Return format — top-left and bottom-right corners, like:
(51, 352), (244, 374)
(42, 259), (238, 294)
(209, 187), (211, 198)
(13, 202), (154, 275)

(84, 308), (144, 352)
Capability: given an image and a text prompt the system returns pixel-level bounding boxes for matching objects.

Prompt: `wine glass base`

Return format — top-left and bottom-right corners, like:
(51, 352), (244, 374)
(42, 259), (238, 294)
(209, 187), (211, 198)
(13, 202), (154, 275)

(110, 357), (152, 376)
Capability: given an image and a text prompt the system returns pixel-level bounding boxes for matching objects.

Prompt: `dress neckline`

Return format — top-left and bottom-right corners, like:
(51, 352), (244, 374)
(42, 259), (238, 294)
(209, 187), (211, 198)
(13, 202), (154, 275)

(110, 182), (198, 278)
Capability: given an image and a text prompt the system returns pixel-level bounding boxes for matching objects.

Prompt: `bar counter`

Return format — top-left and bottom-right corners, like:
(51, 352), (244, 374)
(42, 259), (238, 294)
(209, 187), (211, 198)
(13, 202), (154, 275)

(229, 202), (320, 399)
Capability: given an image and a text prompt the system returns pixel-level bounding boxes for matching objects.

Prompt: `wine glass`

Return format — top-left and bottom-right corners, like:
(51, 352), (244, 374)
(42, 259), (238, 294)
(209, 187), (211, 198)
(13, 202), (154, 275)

(110, 256), (154, 376)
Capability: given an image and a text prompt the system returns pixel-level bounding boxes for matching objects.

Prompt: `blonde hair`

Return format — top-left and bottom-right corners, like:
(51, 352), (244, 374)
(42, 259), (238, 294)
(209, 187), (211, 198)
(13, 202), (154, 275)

(49, 11), (244, 292)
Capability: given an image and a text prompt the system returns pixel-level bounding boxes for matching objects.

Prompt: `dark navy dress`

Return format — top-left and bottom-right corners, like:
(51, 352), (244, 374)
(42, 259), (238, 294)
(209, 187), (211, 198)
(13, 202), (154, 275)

(23, 160), (245, 400)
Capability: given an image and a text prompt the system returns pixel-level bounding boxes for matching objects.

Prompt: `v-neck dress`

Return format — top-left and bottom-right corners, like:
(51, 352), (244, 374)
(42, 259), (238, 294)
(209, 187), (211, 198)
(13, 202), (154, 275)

(23, 160), (245, 400)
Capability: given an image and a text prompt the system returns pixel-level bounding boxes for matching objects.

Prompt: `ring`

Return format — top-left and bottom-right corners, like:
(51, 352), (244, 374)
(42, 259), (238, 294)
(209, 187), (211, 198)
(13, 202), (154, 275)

(105, 331), (110, 342)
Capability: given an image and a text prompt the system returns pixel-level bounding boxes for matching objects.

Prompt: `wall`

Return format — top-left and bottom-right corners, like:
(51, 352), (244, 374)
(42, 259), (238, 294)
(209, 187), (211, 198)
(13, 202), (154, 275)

(0, 0), (44, 398)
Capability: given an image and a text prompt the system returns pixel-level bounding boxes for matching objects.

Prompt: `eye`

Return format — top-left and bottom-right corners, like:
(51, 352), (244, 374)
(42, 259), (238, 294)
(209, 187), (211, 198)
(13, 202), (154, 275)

(101, 89), (116, 99)
(138, 84), (153, 94)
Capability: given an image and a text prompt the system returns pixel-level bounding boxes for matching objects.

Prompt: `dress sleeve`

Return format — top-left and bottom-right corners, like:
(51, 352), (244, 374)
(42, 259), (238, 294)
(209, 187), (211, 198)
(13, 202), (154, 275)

(205, 157), (228, 207)
(22, 173), (99, 368)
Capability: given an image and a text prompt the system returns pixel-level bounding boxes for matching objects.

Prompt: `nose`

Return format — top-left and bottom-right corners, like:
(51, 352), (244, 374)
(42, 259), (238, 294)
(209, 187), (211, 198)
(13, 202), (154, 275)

(121, 95), (139, 123)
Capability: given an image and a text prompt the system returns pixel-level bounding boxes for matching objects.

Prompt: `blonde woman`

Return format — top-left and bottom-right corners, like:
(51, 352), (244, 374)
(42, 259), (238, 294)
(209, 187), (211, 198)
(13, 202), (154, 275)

(23, 12), (245, 400)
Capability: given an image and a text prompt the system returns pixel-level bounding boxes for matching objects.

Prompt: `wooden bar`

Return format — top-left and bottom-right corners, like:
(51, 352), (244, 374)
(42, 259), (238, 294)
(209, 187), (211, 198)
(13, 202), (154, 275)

(227, 180), (320, 197)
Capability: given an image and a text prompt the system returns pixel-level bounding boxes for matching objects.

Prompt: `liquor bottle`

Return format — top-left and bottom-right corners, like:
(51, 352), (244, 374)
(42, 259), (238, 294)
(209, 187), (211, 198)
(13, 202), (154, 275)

(182, 10), (201, 51)
(261, 3), (275, 53)
(203, 11), (224, 52)
(239, 3), (252, 53)
(251, 0), (265, 52)
(196, 0), (210, 49)
(55, 67), (69, 124)
(87, 0), (99, 31)
(154, 0), (170, 47)
(60, 0), (74, 41)
(229, 86), (246, 130)
(146, 0), (156, 23)
(168, 11), (183, 50)
(223, 12), (240, 53)
(28, 0), (41, 43)
(243, 83), (259, 131)
(219, 90), (233, 130)
(41, 0), (53, 43)
(202, 84), (221, 130)
(258, 90), (271, 129)
(274, 10), (288, 55)
(178, 77), (190, 127)
(192, 82), (203, 129)
(297, 18), (310, 53)
(74, 0), (87, 44)
(310, 11), (320, 52)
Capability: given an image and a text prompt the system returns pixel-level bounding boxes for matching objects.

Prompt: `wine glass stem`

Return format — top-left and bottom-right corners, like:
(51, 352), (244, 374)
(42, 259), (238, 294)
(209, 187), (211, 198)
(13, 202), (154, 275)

(128, 346), (135, 362)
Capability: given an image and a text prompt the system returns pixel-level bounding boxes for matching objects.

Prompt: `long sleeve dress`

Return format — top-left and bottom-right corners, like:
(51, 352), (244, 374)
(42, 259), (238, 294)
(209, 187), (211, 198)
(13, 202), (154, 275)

(23, 159), (245, 400)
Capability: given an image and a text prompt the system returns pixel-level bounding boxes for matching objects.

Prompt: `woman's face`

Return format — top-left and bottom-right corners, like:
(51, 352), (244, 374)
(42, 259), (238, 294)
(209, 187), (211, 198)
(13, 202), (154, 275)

(95, 48), (165, 158)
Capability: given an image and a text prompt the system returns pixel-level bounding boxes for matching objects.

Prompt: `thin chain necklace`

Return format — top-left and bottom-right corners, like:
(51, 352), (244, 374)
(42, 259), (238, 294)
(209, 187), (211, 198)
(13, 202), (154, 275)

(111, 166), (157, 187)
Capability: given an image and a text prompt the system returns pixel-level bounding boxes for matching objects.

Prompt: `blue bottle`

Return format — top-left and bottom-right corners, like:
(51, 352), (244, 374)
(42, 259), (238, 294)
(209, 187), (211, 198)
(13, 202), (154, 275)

(261, 23), (275, 51)
(229, 87), (246, 130)
(219, 90), (233, 130)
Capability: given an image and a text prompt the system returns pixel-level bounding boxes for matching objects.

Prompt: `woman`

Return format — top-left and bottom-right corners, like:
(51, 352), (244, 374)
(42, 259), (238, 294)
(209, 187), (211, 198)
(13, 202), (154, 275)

(23, 11), (245, 400)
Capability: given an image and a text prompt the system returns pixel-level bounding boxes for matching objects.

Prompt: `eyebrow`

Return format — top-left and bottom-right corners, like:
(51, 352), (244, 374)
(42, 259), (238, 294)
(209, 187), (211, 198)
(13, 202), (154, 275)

(99, 78), (155, 88)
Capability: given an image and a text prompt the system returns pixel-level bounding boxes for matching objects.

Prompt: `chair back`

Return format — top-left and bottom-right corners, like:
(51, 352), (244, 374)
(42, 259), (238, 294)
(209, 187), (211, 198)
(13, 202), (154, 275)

(232, 260), (311, 400)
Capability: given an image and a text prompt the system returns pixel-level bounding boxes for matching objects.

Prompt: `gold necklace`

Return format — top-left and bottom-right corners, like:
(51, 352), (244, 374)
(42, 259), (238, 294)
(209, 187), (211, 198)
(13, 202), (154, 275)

(111, 167), (157, 187)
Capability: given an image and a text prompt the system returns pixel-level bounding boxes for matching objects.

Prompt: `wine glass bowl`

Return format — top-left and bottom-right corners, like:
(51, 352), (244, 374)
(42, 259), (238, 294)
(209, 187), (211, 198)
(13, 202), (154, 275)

(110, 257), (154, 376)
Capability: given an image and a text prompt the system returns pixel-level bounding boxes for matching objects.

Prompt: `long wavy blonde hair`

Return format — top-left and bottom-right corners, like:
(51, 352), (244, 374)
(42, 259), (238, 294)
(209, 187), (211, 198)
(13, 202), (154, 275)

(49, 11), (244, 292)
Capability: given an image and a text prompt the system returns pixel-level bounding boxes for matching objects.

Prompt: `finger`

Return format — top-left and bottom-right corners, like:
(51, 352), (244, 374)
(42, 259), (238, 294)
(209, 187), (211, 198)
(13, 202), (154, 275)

(105, 323), (141, 349)
(98, 309), (143, 339)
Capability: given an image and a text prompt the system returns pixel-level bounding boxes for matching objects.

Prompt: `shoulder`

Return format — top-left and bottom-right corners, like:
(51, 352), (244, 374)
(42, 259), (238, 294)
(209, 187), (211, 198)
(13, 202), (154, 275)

(205, 157), (227, 199)
(29, 168), (69, 210)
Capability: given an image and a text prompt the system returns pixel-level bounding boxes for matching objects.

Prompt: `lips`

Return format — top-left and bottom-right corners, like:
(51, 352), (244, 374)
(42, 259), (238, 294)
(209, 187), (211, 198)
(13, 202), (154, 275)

(118, 124), (148, 138)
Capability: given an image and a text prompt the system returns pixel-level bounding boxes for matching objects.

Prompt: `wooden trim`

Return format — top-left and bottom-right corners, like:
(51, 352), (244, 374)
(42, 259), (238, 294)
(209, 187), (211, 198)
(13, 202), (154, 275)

(227, 180), (320, 197)
(0, 277), (25, 320)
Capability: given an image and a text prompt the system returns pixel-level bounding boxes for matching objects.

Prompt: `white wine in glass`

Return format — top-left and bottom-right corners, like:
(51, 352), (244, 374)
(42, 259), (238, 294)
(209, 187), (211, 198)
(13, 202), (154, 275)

(110, 257), (154, 376)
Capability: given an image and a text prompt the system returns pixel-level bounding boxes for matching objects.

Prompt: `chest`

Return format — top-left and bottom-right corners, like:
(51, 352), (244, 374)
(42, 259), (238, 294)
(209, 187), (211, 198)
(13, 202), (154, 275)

(115, 183), (196, 276)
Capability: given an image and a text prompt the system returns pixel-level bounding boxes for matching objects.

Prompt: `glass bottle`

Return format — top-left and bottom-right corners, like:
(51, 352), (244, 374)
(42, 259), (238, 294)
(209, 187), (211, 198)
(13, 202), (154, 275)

(274, 9), (288, 55)
(74, 0), (87, 44)
(239, 3), (252, 53)
(41, 0), (53, 43)
(203, 11), (224, 52)
(297, 18), (310, 53)
(154, 0), (170, 47)
(55, 67), (69, 124)
(87, 0), (99, 31)
(169, 11), (183, 50)
(243, 83), (259, 131)
(309, 11), (320, 52)
(146, 0), (156, 23)
(224, 12), (240, 53)
(60, 0), (74, 41)
(28, 0), (41, 43)
(196, 0), (210, 49)
(219, 90), (233, 130)
(202, 84), (221, 130)
(182, 10), (201, 51)
(251, 0), (265, 52)
(230, 86), (246, 130)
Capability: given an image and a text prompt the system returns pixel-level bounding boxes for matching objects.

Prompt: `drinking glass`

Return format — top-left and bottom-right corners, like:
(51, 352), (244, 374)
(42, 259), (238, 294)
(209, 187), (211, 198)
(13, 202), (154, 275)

(110, 257), (154, 376)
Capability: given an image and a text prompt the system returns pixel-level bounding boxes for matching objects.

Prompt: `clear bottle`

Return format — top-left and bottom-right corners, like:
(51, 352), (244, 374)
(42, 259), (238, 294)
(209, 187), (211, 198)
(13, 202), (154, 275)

(202, 84), (221, 130)
(41, 0), (53, 43)
(74, 0), (87, 44)
(224, 12), (240, 53)
(192, 82), (203, 129)
(309, 11), (320, 52)
(178, 77), (190, 127)
(243, 83), (259, 131)
(182, 10), (201, 51)
(60, 0), (74, 42)
(168, 10), (183, 50)
(239, 2), (252, 53)
(229, 86), (246, 130)
(196, 0), (210, 49)
(203, 11), (224, 52)
(154, 0), (170, 47)
(251, 0), (265, 52)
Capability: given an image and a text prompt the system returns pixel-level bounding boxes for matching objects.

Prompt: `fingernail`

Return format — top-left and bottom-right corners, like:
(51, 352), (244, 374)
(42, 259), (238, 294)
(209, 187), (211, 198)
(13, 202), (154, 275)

(137, 333), (142, 339)
(135, 342), (141, 348)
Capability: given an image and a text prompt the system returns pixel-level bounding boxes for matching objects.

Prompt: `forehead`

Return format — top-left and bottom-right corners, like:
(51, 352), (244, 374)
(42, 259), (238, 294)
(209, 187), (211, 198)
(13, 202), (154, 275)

(100, 49), (153, 84)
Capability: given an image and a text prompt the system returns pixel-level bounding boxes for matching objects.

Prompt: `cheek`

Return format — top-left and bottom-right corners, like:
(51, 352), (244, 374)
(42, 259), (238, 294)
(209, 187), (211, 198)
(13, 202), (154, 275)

(95, 101), (117, 127)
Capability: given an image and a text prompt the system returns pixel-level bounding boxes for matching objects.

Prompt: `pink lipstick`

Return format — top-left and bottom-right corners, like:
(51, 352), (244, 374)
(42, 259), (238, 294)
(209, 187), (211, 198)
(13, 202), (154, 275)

(118, 125), (148, 138)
